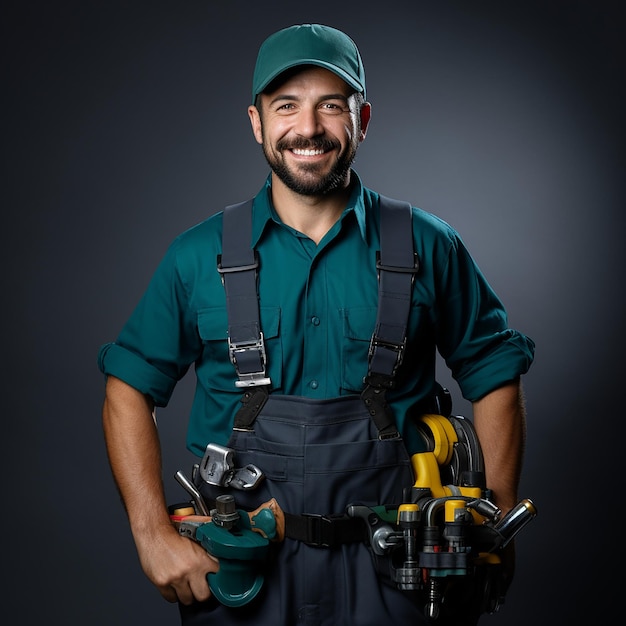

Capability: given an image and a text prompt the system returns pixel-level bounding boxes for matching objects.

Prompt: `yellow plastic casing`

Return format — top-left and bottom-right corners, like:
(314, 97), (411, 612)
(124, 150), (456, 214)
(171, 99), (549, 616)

(412, 413), (458, 498)
(396, 503), (419, 524)
(420, 414), (458, 466)
(411, 414), (483, 515)
(445, 499), (468, 523)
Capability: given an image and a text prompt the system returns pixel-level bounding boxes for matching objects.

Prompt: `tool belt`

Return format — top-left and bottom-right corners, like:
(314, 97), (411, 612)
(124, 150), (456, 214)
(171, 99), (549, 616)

(170, 484), (368, 548)
(172, 416), (537, 617)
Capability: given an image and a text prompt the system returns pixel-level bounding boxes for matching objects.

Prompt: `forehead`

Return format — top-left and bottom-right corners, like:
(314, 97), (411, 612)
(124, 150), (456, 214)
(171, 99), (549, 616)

(262, 65), (353, 98)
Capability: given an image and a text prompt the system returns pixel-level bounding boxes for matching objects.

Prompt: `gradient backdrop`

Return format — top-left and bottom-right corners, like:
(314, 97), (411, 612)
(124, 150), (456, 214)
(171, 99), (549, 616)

(3, 1), (624, 624)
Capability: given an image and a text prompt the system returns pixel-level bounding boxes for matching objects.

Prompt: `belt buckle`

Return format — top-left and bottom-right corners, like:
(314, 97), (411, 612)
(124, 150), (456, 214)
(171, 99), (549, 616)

(303, 513), (334, 548)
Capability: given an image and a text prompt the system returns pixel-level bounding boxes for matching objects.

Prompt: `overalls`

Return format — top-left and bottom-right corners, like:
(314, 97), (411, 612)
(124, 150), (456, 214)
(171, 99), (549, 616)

(181, 198), (480, 625)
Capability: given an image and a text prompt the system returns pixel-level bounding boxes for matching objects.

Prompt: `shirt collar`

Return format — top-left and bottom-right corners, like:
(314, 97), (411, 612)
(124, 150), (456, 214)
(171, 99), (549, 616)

(250, 171), (368, 247)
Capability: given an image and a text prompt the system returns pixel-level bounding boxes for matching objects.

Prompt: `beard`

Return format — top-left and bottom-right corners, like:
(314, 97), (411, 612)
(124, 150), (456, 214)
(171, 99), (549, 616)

(262, 136), (358, 196)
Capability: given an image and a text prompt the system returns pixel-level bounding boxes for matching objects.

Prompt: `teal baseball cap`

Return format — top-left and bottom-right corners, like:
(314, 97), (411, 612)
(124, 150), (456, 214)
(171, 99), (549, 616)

(252, 24), (366, 103)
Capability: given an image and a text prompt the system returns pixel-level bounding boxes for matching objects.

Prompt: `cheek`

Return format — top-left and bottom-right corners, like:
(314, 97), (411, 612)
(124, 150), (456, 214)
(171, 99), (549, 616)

(261, 119), (290, 145)
(338, 123), (356, 148)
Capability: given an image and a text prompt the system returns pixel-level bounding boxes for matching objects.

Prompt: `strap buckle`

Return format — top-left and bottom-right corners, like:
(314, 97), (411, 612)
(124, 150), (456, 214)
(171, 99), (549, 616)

(368, 335), (406, 377)
(302, 514), (336, 548)
(228, 333), (272, 388)
(216, 253), (259, 284)
(375, 252), (420, 282)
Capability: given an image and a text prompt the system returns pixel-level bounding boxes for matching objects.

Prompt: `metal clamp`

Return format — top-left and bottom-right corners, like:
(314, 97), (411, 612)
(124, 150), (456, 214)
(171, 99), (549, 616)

(228, 333), (272, 388)
(199, 443), (264, 490)
(346, 505), (402, 555)
(367, 335), (406, 377)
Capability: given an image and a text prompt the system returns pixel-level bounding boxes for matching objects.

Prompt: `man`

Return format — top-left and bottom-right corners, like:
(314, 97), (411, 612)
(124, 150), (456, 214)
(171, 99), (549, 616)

(99, 23), (534, 625)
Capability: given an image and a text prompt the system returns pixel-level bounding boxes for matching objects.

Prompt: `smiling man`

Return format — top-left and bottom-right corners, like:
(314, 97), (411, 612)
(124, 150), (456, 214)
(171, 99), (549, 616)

(250, 65), (369, 201)
(99, 23), (535, 626)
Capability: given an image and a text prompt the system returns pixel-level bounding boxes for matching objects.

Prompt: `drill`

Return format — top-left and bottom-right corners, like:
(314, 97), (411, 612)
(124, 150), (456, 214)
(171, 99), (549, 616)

(170, 475), (280, 607)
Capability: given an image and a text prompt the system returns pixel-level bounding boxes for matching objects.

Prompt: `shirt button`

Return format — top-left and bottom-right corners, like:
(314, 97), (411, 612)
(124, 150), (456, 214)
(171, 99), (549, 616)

(310, 380), (319, 389)
(311, 316), (320, 326)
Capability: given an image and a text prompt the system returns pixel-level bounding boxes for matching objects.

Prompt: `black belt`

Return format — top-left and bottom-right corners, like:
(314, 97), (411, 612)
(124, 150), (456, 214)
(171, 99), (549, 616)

(284, 512), (368, 548)
(186, 490), (369, 549)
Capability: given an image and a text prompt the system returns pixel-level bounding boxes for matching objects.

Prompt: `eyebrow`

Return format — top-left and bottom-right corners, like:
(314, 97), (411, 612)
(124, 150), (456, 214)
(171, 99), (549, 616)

(267, 93), (350, 106)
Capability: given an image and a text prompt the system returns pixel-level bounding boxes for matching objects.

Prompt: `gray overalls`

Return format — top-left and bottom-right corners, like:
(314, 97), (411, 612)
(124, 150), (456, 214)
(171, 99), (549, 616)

(182, 198), (480, 626)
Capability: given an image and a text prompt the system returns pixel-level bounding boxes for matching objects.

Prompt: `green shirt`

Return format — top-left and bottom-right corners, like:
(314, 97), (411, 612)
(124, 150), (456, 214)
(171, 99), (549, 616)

(98, 172), (534, 456)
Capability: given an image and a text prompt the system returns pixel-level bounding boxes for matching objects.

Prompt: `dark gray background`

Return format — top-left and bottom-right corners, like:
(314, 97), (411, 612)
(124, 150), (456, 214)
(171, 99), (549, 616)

(3, 1), (624, 624)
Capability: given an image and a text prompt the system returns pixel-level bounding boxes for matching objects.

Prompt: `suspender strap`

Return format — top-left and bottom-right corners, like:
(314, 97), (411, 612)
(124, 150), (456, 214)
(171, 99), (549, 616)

(219, 200), (271, 389)
(220, 195), (417, 437)
(368, 195), (419, 378)
(362, 195), (419, 439)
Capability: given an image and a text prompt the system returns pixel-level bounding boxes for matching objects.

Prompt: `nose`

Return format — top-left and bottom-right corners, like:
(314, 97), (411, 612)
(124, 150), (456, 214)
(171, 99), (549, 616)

(294, 106), (323, 138)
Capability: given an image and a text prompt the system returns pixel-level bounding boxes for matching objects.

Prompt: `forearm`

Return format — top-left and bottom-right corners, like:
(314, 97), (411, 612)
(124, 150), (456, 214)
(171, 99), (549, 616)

(101, 375), (171, 535)
(472, 379), (527, 514)
(101, 375), (217, 604)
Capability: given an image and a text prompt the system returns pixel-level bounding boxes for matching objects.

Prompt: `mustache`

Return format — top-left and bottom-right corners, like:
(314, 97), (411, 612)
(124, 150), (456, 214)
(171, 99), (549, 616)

(276, 137), (340, 152)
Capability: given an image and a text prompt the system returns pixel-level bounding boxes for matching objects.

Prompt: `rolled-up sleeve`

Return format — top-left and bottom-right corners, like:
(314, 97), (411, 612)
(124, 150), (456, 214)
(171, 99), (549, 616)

(435, 233), (535, 402)
(97, 237), (202, 406)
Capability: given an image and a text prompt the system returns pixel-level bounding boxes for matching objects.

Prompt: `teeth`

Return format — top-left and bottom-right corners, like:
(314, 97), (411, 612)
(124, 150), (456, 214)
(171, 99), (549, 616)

(292, 148), (324, 156)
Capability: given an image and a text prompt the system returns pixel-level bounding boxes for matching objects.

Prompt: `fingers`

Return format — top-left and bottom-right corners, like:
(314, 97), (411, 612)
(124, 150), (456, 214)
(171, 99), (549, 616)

(158, 554), (217, 604)
(160, 585), (180, 604)
(134, 517), (223, 605)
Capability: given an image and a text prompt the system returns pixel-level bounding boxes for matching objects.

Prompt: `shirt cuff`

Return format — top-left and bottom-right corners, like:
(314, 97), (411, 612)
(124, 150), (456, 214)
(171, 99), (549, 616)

(456, 331), (535, 402)
(97, 342), (177, 406)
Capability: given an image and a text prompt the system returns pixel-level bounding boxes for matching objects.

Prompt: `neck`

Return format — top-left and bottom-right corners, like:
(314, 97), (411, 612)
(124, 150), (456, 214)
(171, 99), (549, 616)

(270, 174), (352, 244)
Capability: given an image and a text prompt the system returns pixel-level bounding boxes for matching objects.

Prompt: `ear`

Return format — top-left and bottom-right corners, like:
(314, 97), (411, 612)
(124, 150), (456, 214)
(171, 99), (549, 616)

(359, 102), (372, 141)
(248, 105), (263, 145)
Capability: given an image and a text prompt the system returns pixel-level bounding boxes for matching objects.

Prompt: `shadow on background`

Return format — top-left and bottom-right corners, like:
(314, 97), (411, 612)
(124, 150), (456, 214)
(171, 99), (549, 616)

(3, 1), (624, 624)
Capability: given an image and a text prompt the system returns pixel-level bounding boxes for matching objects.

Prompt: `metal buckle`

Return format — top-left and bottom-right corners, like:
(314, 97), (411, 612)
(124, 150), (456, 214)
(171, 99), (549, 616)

(368, 335), (406, 376)
(228, 332), (272, 388)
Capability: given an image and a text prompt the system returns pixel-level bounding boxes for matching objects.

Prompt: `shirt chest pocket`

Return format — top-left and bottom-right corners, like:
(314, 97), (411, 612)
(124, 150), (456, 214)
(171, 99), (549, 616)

(197, 306), (282, 392)
(340, 303), (431, 393)
(340, 307), (377, 393)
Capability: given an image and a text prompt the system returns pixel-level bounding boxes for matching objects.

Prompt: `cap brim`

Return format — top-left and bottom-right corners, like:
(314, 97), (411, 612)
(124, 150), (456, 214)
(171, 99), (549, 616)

(255, 59), (364, 99)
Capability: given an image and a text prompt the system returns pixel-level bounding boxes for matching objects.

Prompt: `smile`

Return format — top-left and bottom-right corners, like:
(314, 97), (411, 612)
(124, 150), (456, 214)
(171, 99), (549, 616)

(291, 148), (326, 156)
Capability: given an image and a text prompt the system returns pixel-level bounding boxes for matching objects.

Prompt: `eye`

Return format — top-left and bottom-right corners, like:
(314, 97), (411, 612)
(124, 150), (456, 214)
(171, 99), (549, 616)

(320, 101), (348, 114)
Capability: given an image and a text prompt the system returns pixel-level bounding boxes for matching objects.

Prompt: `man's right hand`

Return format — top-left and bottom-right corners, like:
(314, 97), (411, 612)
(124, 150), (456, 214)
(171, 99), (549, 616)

(134, 521), (219, 604)
(102, 376), (219, 605)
